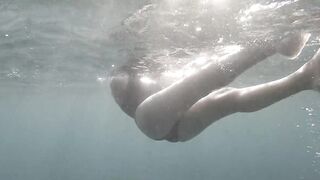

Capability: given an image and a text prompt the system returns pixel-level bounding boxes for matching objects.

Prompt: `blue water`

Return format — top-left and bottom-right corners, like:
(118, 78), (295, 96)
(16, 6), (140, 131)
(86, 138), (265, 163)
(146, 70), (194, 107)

(1, 0), (320, 180)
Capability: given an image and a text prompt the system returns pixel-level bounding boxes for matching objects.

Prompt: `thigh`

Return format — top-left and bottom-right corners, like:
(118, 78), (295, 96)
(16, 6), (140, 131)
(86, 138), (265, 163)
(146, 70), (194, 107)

(135, 87), (239, 142)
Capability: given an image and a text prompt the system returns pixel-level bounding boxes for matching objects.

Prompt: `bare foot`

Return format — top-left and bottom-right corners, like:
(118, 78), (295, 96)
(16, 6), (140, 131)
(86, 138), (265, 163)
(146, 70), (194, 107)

(277, 31), (311, 59)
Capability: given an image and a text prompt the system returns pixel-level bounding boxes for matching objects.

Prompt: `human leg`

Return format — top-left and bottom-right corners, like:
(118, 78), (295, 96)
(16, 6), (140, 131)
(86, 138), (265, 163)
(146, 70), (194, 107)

(177, 48), (320, 142)
(135, 32), (310, 140)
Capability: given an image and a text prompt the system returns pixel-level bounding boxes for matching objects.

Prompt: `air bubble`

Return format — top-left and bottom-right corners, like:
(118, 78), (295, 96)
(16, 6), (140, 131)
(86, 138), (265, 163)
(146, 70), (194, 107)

(196, 27), (202, 32)
(97, 77), (106, 82)
(305, 107), (314, 112)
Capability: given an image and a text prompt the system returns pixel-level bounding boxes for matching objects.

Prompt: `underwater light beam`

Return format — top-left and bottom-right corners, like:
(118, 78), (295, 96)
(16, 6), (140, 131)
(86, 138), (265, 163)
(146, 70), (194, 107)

(202, 0), (229, 6)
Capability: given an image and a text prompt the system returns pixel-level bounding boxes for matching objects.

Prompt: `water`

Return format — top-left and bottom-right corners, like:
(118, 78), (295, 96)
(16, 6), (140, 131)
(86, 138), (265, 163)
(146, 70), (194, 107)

(1, 0), (320, 179)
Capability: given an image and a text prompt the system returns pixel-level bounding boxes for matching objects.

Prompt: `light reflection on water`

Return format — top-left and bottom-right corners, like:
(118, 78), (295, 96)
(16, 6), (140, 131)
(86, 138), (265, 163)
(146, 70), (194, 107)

(1, 0), (320, 179)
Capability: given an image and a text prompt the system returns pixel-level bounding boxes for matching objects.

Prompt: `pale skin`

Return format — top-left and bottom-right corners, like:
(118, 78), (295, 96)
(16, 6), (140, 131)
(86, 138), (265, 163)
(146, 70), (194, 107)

(111, 32), (320, 142)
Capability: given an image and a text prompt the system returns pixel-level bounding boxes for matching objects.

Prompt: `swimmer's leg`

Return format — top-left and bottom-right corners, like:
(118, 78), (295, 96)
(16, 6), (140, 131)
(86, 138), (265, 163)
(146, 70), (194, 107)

(135, 32), (310, 140)
(178, 48), (320, 142)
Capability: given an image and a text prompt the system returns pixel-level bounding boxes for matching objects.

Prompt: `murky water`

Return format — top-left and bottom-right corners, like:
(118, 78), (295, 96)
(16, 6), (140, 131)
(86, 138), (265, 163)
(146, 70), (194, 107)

(1, 0), (320, 179)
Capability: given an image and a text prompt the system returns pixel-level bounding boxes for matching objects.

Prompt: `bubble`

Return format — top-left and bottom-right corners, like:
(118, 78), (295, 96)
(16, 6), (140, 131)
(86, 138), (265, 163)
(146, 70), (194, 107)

(305, 107), (314, 112)
(7, 68), (21, 78)
(195, 27), (202, 32)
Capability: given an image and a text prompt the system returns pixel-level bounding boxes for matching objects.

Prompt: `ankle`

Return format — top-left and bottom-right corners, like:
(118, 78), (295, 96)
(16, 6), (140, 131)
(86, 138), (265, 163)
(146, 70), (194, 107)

(295, 64), (314, 90)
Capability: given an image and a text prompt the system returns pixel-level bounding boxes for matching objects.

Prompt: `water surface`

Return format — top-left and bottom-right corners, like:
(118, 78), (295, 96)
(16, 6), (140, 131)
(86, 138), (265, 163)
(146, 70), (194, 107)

(1, 0), (320, 179)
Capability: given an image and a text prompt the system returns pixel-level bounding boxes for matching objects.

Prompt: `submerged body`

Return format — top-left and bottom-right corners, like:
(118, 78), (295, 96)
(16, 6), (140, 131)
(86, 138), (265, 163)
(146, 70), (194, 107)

(110, 32), (320, 142)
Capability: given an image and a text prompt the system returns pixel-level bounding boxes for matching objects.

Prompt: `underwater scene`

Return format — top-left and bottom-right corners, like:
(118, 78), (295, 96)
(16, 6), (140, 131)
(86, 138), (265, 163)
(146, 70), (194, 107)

(1, 0), (320, 179)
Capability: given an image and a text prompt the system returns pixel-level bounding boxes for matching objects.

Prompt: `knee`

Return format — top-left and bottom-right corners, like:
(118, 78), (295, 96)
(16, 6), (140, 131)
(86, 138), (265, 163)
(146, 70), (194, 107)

(216, 88), (247, 113)
(233, 89), (262, 112)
